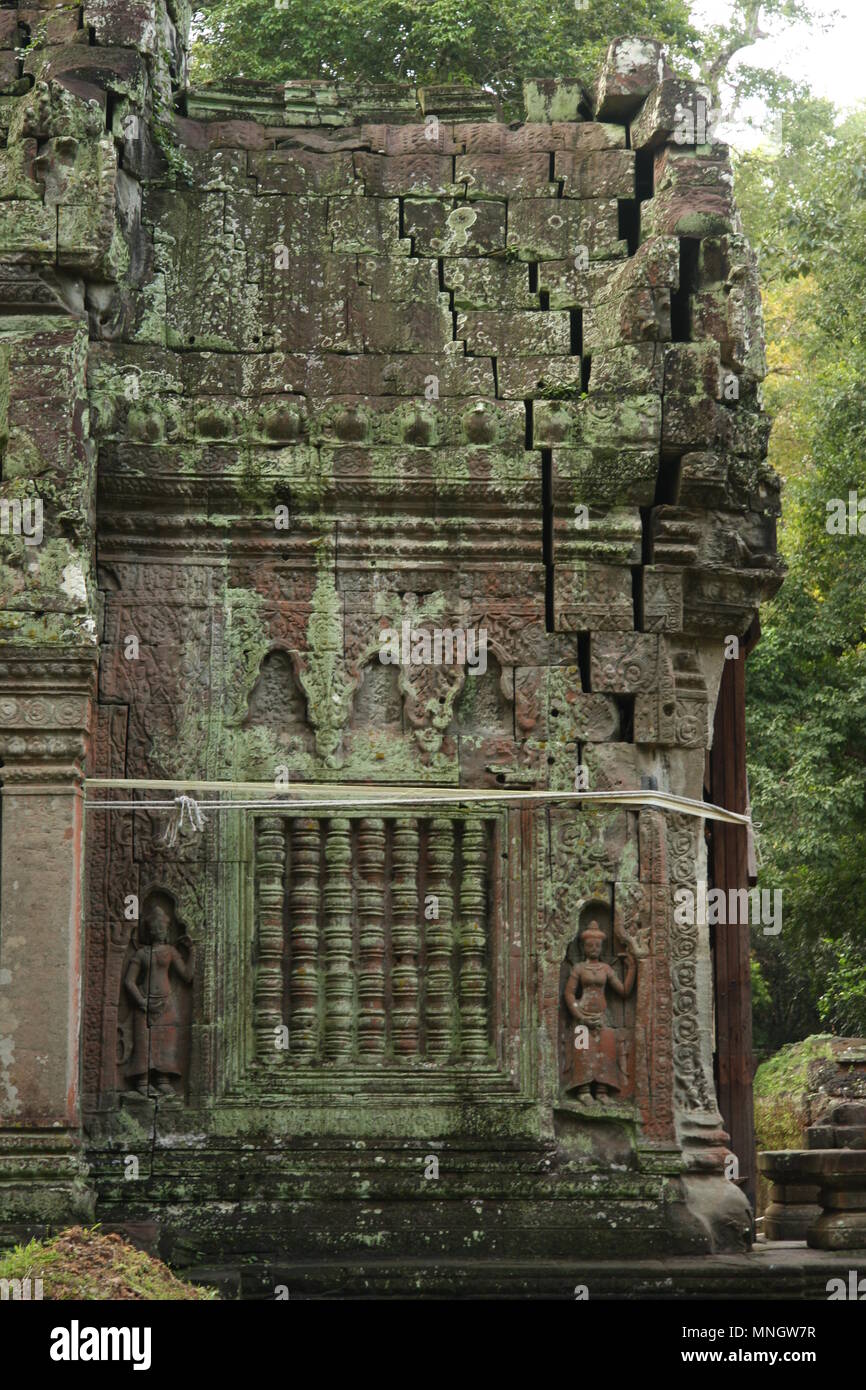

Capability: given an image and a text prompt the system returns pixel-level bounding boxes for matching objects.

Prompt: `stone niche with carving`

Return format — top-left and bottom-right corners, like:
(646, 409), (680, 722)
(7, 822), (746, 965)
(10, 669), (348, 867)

(117, 888), (195, 1101)
(559, 898), (639, 1110)
(0, 6), (782, 1284)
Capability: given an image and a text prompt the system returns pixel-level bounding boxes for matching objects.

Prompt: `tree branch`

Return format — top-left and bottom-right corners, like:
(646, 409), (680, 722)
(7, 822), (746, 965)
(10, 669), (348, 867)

(703, 3), (769, 100)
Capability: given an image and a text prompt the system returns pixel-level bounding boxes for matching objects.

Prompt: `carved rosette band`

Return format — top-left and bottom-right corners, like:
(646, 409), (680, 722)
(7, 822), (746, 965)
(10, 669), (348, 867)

(0, 658), (95, 789)
(668, 814), (716, 1114)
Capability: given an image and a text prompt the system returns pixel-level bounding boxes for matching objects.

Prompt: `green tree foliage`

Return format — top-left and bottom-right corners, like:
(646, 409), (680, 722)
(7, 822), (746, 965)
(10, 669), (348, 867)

(191, 0), (699, 105)
(190, 0), (827, 116)
(696, 0), (826, 108)
(738, 105), (866, 1050)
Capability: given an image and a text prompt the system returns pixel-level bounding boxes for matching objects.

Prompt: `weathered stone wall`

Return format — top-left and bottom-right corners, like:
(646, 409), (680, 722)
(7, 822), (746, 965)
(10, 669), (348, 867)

(0, 10), (782, 1281)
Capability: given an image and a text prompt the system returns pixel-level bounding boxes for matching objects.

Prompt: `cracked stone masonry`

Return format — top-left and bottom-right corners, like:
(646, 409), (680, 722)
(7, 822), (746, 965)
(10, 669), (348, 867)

(0, 9), (785, 1294)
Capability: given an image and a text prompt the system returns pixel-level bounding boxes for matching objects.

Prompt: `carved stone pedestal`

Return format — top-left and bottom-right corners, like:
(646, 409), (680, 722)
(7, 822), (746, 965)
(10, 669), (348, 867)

(758, 1153), (821, 1241)
(759, 1150), (866, 1251)
(764, 1184), (822, 1241)
(809, 1157), (866, 1251)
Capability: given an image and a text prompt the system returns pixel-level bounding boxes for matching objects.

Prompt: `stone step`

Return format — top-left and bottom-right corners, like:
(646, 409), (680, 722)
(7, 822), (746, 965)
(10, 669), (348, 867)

(807, 1124), (866, 1150)
(829, 1102), (866, 1126)
(178, 1246), (866, 1300)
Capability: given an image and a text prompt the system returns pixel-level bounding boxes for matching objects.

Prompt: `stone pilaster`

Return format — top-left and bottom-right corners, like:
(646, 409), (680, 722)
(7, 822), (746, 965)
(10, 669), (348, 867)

(0, 647), (97, 1233)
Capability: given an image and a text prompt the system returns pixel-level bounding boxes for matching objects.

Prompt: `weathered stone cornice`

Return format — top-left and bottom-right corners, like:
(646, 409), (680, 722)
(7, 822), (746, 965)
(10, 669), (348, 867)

(0, 645), (98, 695)
(0, 652), (96, 782)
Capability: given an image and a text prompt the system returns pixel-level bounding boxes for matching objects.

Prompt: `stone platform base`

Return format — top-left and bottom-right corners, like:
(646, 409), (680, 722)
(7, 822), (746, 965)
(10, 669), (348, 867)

(0, 1130), (94, 1237)
(166, 1241), (866, 1300)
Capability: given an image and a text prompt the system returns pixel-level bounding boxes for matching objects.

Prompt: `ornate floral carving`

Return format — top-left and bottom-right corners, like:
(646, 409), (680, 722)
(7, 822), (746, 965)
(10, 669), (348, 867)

(668, 813), (716, 1113)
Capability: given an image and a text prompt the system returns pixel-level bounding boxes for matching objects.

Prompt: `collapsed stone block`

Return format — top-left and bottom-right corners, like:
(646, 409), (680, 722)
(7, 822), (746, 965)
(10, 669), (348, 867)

(594, 38), (673, 121)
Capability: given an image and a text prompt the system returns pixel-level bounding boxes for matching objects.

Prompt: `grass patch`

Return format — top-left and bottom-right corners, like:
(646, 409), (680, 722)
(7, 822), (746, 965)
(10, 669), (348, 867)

(0, 1226), (217, 1300)
(753, 1033), (836, 1104)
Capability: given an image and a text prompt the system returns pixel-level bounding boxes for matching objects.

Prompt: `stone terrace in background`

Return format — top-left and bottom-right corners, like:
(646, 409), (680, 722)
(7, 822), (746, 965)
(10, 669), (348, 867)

(0, 8), (789, 1294)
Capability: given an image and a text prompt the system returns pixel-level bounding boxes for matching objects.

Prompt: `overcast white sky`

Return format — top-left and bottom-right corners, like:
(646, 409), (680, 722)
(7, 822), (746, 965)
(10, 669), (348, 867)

(692, 0), (866, 110)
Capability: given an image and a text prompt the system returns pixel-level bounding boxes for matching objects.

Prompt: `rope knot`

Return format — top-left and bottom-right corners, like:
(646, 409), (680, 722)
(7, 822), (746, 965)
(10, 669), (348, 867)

(161, 794), (208, 847)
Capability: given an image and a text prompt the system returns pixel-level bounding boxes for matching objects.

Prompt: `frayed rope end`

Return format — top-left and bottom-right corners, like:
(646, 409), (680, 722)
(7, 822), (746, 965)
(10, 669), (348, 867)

(161, 794), (208, 847)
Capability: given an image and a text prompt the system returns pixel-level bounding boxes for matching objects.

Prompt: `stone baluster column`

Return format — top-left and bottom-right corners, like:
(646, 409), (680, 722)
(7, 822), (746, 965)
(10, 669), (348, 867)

(289, 817), (321, 1059)
(357, 818), (387, 1057)
(425, 817), (456, 1059)
(323, 817), (353, 1061)
(254, 816), (287, 1063)
(391, 817), (420, 1057)
(458, 817), (489, 1060)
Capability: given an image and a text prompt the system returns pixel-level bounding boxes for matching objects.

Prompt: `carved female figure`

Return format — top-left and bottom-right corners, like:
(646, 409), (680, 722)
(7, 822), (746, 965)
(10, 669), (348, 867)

(124, 900), (195, 1097)
(563, 920), (636, 1104)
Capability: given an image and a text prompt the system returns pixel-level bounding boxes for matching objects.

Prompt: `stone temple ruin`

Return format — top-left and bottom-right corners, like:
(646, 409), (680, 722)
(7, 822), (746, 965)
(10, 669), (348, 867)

(0, 7), (790, 1293)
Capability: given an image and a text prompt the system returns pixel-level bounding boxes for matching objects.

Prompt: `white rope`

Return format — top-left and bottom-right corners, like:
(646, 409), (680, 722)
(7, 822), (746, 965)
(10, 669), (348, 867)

(160, 794), (208, 847)
(83, 779), (751, 828)
(751, 820), (764, 867)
